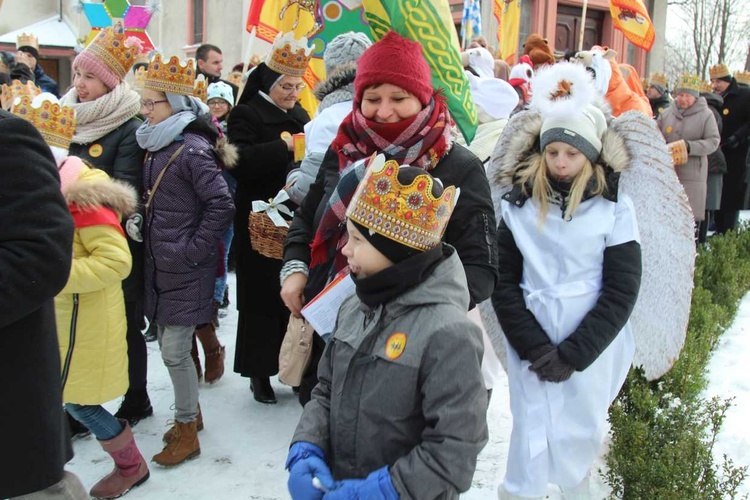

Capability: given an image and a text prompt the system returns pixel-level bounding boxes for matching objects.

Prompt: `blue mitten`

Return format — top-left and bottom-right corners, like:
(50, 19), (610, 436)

(323, 466), (399, 500)
(287, 442), (336, 500)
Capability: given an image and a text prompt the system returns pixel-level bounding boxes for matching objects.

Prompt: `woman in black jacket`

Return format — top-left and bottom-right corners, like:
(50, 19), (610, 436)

(60, 28), (152, 427)
(280, 31), (499, 406)
(227, 34), (311, 404)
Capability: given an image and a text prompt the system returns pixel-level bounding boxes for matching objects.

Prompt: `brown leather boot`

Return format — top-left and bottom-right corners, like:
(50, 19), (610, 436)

(163, 404), (203, 444)
(152, 420), (200, 467)
(195, 323), (225, 384)
(90, 419), (149, 499)
(191, 334), (202, 381)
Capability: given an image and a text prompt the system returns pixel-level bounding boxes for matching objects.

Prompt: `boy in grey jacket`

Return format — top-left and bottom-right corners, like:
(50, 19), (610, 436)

(285, 155), (488, 500)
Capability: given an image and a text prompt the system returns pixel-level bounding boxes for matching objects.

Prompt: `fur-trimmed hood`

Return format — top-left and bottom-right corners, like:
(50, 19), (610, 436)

(489, 97), (630, 191)
(63, 165), (138, 217)
(214, 135), (239, 170)
(184, 115), (239, 170)
(314, 63), (356, 112)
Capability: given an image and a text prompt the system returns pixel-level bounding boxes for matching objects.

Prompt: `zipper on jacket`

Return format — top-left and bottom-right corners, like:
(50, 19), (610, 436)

(483, 213), (493, 264)
(60, 293), (79, 391)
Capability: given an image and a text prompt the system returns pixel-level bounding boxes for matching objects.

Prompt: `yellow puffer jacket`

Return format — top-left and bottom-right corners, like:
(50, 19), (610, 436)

(55, 160), (136, 405)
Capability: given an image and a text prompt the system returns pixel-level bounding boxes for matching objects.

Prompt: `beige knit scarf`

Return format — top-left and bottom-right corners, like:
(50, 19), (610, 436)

(60, 82), (141, 145)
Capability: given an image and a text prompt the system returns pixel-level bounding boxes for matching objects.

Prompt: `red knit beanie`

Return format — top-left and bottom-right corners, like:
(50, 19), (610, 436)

(354, 31), (433, 106)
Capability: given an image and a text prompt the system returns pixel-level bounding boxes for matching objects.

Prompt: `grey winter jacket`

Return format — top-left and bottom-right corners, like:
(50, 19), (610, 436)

(143, 122), (235, 326)
(292, 248), (488, 499)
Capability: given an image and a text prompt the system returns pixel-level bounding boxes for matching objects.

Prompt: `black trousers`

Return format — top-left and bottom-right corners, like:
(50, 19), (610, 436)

(124, 300), (148, 394)
(715, 209), (739, 234)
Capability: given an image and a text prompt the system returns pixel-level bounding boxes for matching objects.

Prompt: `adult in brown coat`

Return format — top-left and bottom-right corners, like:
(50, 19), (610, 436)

(657, 76), (720, 238)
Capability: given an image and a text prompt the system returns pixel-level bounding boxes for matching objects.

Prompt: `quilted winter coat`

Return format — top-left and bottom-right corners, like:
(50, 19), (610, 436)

(55, 160), (136, 405)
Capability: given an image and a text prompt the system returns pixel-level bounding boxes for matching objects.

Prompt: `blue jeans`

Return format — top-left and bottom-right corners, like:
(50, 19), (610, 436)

(213, 223), (234, 303)
(65, 403), (123, 440)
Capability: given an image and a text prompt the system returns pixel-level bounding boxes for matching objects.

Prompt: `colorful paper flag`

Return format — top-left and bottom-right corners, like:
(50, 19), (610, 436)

(496, 0), (521, 64)
(609, 0), (655, 51)
(361, 0), (478, 144)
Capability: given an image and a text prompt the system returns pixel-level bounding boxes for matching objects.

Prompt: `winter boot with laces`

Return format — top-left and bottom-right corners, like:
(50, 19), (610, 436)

(195, 323), (225, 384)
(163, 403), (204, 444)
(152, 420), (200, 467)
(114, 388), (153, 427)
(90, 419), (149, 499)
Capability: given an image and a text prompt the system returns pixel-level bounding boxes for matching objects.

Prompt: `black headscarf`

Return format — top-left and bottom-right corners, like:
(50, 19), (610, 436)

(237, 62), (283, 105)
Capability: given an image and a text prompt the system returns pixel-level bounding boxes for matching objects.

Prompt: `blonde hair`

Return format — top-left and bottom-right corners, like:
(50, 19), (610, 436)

(516, 149), (607, 225)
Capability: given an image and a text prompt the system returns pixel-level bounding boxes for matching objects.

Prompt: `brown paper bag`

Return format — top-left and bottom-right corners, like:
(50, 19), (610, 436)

(278, 316), (314, 386)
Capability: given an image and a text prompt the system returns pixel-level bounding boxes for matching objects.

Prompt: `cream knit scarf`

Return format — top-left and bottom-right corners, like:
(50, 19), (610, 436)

(61, 82), (141, 145)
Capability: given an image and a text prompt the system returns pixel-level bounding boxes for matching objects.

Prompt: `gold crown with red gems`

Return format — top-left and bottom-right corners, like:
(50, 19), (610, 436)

(193, 74), (207, 102)
(346, 154), (458, 252)
(11, 95), (77, 150)
(1, 79), (41, 111)
(701, 80), (713, 93)
(145, 54), (196, 96)
(265, 32), (313, 78)
(16, 32), (38, 51)
(709, 63), (731, 80)
(734, 71), (750, 86)
(84, 27), (141, 80)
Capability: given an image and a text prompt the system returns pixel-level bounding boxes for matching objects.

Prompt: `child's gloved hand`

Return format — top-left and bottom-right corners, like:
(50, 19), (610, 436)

(529, 348), (575, 382)
(286, 442), (335, 500)
(323, 467), (399, 500)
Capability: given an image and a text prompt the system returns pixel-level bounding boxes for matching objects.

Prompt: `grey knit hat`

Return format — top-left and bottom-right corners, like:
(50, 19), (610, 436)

(323, 31), (372, 75)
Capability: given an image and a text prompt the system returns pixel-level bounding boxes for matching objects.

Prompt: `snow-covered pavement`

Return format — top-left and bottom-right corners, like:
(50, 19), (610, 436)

(65, 273), (749, 499)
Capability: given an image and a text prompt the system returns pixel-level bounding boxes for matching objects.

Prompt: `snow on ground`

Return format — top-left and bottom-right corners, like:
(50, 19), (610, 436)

(66, 272), (748, 499)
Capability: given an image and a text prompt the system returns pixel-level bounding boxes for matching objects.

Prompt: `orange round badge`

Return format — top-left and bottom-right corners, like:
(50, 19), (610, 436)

(280, 131), (292, 140)
(723, 108), (729, 115)
(665, 126), (673, 133)
(88, 144), (103, 158)
(385, 333), (407, 360)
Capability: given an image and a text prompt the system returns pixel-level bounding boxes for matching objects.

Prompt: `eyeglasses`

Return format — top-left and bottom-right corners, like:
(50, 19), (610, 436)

(207, 100), (230, 107)
(140, 99), (168, 111)
(279, 83), (306, 93)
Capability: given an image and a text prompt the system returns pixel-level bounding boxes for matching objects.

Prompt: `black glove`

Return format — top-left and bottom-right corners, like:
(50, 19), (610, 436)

(529, 348), (575, 382)
(524, 343), (556, 362)
(724, 135), (739, 150)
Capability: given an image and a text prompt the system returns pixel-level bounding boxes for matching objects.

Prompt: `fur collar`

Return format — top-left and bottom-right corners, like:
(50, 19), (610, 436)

(314, 63), (357, 102)
(489, 98), (629, 191)
(214, 136), (239, 170)
(64, 176), (137, 217)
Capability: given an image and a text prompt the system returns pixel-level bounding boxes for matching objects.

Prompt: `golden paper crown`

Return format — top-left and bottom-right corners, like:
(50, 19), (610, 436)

(734, 71), (750, 86)
(649, 73), (668, 88)
(346, 155), (458, 252)
(709, 63), (731, 80)
(265, 32), (313, 78)
(135, 52), (150, 66)
(145, 54), (196, 96)
(1, 79), (41, 111)
(701, 80), (713, 93)
(16, 33), (38, 51)
(132, 66), (147, 92)
(675, 73), (702, 93)
(193, 74), (207, 103)
(11, 95), (76, 150)
(640, 76), (648, 91)
(84, 28), (141, 80)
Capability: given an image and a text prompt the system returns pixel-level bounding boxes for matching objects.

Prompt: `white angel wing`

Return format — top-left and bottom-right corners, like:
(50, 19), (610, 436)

(613, 111), (695, 380)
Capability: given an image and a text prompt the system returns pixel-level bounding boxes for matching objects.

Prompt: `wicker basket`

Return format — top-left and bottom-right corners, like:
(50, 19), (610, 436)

(248, 211), (290, 260)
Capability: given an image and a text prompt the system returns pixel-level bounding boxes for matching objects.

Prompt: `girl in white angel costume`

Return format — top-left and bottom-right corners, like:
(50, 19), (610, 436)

(490, 62), (644, 499)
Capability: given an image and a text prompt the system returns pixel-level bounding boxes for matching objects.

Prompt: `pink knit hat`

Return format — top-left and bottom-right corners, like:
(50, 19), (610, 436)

(73, 28), (142, 90)
(354, 31), (434, 106)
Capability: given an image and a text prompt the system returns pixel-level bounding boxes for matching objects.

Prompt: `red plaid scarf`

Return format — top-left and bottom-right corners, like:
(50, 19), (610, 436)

(309, 94), (453, 270)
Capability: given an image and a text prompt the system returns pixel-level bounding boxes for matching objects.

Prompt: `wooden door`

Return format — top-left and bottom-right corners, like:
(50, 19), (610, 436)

(555, 5), (604, 54)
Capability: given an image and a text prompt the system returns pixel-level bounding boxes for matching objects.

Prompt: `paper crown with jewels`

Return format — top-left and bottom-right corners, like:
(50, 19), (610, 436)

(734, 71), (750, 86)
(1, 79), (41, 111)
(144, 54), (196, 96)
(82, 27), (142, 81)
(265, 32), (313, 78)
(11, 95), (76, 150)
(709, 63), (731, 80)
(346, 154), (458, 252)
(675, 73), (702, 93)
(649, 73), (668, 88)
(16, 33), (39, 51)
(193, 74), (207, 102)
(701, 80), (713, 93)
